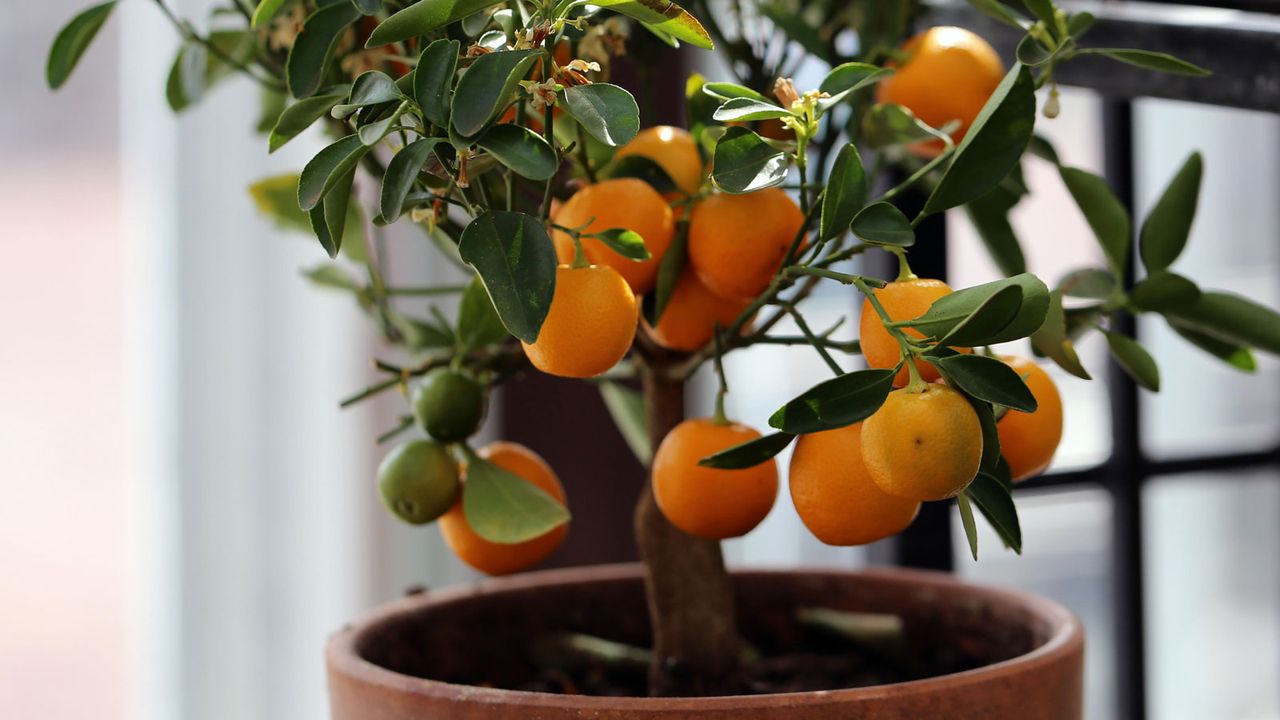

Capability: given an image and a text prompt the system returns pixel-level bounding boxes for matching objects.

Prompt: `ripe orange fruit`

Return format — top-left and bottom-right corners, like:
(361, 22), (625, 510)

(643, 269), (751, 352)
(861, 383), (983, 501)
(653, 418), (778, 539)
(789, 423), (920, 546)
(614, 125), (705, 196)
(688, 188), (804, 301)
(551, 178), (675, 294)
(997, 355), (1064, 481)
(875, 26), (1004, 156)
(440, 441), (568, 576)
(522, 264), (638, 378)
(859, 278), (969, 387)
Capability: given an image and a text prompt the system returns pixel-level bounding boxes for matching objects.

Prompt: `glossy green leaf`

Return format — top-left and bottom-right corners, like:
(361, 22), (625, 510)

(458, 211), (557, 343)
(934, 354), (1037, 413)
(965, 185), (1026, 276)
(712, 97), (791, 123)
(332, 70), (402, 118)
(478, 124), (558, 180)
(367, 0), (500, 46)
(643, 223), (688, 325)
(587, 0), (713, 50)
(820, 144), (867, 241)
(1068, 11), (1097, 39)
(1105, 330), (1160, 391)
(352, 0), (382, 13)
(463, 455), (569, 543)
(711, 127), (788, 194)
(768, 368), (896, 434)
(298, 134), (368, 211)
(1167, 319), (1257, 373)
(922, 64), (1036, 215)
(1027, 134), (1061, 165)
(1031, 290), (1091, 379)
(967, 472), (1022, 553)
(599, 381), (652, 466)
(818, 62), (893, 108)
(314, 169), (356, 257)
(908, 274), (1048, 345)
(1130, 270), (1200, 312)
(1059, 267), (1117, 300)
(964, 0), (1028, 29)
(451, 49), (539, 137)
(1140, 152), (1202, 272)
(699, 431), (794, 469)
(861, 103), (946, 148)
(1163, 291), (1280, 356)
(287, 2), (361, 98)
(380, 139), (443, 222)
(970, 395), (1001, 473)
(1060, 166), (1131, 278)
(602, 155), (678, 194)
(357, 103), (408, 146)
(563, 83), (641, 147)
(269, 88), (349, 152)
(589, 228), (650, 260)
(702, 82), (770, 103)
(47, 1), (116, 89)
(457, 276), (510, 350)
(1082, 48), (1210, 77)
(1021, 0), (1057, 26)
(937, 285), (1024, 347)
(957, 492), (979, 560)
(850, 202), (914, 247)
(415, 39), (460, 128)
(252, 0), (290, 28)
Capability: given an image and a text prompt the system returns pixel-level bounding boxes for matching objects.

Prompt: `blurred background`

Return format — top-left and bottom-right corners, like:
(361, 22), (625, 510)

(2, 1), (1277, 719)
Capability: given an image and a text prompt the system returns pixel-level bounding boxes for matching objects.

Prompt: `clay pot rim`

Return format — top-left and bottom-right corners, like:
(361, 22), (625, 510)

(327, 563), (1084, 710)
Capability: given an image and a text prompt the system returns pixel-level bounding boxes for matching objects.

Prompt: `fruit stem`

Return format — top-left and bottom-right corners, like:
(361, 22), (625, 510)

(890, 248), (917, 282)
(786, 305), (843, 376)
(711, 328), (730, 425)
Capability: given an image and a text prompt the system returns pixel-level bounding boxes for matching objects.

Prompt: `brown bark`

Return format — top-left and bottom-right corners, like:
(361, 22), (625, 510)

(635, 359), (740, 696)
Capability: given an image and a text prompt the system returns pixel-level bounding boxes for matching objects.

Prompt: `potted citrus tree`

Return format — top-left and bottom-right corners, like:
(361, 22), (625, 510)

(49, 0), (1280, 716)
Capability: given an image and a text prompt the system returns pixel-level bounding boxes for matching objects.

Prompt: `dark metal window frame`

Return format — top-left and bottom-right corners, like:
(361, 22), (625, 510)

(897, 3), (1280, 719)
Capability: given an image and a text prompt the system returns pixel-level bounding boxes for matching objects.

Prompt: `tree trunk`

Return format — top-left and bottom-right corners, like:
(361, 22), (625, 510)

(635, 360), (740, 696)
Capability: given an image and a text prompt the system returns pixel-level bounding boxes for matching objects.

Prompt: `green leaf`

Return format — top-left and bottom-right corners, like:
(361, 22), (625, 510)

(937, 286), (1024, 347)
(589, 228), (650, 260)
(702, 82), (770, 103)
(462, 455), (569, 544)
(299, 134), (369, 211)
(712, 97), (791, 123)
(415, 39), (460, 128)
(253, 0), (290, 28)
(1031, 290), (1091, 379)
(759, 3), (830, 64)
(643, 224), (688, 325)
(1067, 11), (1096, 40)
(587, 0), (713, 50)
(601, 155), (678, 194)
(563, 83), (641, 147)
(1167, 319), (1256, 373)
(934, 354), (1038, 413)
(971, 396), (1001, 473)
(312, 169), (356, 257)
(922, 64), (1036, 215)
(711, 127), (788, 194)
(817, 62), (893, 108)
(1140, 152), (1202, 272)
(1105, 330), (1160, 391)
(1059, 166), (1131, 278)
(250, 174), (313, 233)
(1081, 48), (1211, 77)
(1163, 291), (1280, 356)
(1016, 34), (1071, 67)
(165, 43), (207, 112)
(367, 0), (500, 46)
(1027, 134), (1061, 165)
(303, 264), (361, 291)
(1059, 267), (1117, 300)
(332, 70), (403, 118)
(1021, 0), (1057, 27)
(458, 211), (558, 344)
(599, 381), (652, 466)
(965, 185), (1026, 276)
(269, 89), (349, 152)
(357, 103), (409, 146)
(287, 2), (361, 98)
(964, 0), (1028, 29)
(478, 124), (559, 180)
(47, 1), (116, 89)
(967, 472), (1022, 553)
(768, 368), (896, 434)
(1130, 270), (1200, 312)
(861, 103), (947, 148)
(353, 0), (383, 13)
(450, 49), (539, 138)
(850, 202), (914, 247)
(820, 144), (867, 241)
(957, 492), (979, 561)
(380, 139), (443, 223)
(908, 274), (1049, 345)
(698, 432), (794, 469)
(457, 276), (510, 350)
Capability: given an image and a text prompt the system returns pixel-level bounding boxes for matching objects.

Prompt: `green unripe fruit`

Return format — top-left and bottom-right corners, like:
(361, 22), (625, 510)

(376, 440), (460, 525)
(412, 368), (487, 443)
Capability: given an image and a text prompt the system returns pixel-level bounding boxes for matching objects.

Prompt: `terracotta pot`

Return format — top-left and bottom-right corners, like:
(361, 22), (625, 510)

(327, 564), (1083, 719)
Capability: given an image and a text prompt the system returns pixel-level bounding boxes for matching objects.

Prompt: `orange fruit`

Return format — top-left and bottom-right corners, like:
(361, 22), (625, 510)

(861, 383), (983, 501)
(551, 178), (675, 294)
(644, 269), (751, 352)
(688, 188), (805, 301)
(522, 264), (638, 378)
(876, 26), (1004, 157)
(997, 355), (1064, 482)
(614, 125), (705, 196)
(789, 423), (920, 546)
(653, 418), (779, 539)
(859, 278), (969, 387)
(440, 441), (567, 576)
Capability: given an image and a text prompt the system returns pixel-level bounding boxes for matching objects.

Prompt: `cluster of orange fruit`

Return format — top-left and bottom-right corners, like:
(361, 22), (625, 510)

(522, 125), (804, 378)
